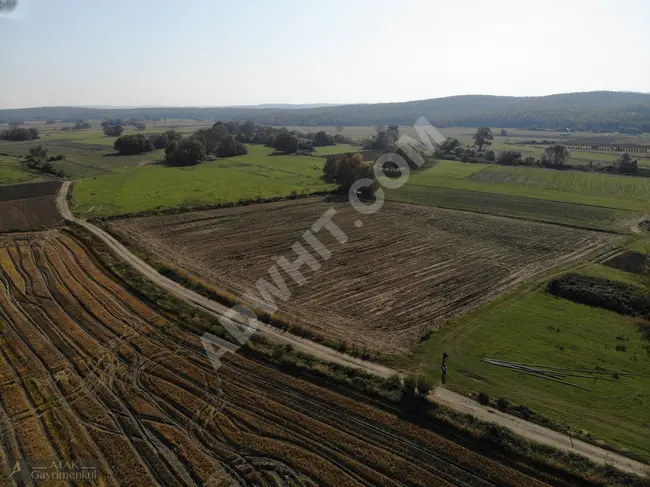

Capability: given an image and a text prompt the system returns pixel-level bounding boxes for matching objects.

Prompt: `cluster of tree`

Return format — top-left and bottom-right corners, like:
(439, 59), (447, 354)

(23, 145), (65, 177)
(323, 153), (373, 192)
(438, 129), (573, 168)
(103, 125), (124, 137)
(0, 126), (39, 141)
(102, 118), (145, 128)
(541, 144), (570, 167)
(165, 139), (206, 166)
(616, 152), (638, 174)
(61, 121), (92, 131)
(313, 130), (335, 147)
(150, 130), (181, 149)
(164, 125), (247, 165)
(362, 125), (399, 151)
(114, 134), (154, 155)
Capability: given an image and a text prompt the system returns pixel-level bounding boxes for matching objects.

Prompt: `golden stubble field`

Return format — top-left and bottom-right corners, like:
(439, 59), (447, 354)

(0, 230), (552, 486)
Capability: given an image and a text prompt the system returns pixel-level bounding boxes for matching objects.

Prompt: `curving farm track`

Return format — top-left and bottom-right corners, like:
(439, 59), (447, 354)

(0, 230), (553, 486)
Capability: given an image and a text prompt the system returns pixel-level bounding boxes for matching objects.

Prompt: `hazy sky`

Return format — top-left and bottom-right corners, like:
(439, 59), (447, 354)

(0, 0), (648, 109)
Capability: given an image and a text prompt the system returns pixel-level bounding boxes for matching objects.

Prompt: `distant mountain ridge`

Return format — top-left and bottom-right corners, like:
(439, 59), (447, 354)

(1, 91), (649, 131)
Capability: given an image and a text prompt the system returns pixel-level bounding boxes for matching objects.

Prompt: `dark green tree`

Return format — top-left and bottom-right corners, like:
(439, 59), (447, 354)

(191, 128), (223, 155)
(26, 144), (48, 165)
(113, 134), (154, 155)
(103, 125), (124, 137)
(617, 152), (638, 174)
(313, 130), (335, 147)
(473, 127), (493, 151)
(275, 132), (299, 154)
(165, 139), (206, 166)
(216, 135), (248, 158)
(542, 144), (570, 167)
(439, 137), (460, 153)
(149, 133), (169, 149)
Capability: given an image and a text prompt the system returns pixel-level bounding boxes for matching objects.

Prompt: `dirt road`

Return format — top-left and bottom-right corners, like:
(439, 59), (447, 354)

(56, 182), (648, 477)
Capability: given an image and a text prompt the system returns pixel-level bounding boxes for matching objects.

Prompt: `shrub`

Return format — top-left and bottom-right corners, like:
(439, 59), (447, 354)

(216, 135), (247, 158)
(403, 375), (417, 397)
(523, 156), (536, 165)
(616, 344), (627, 352)
(497, 397), (510, 409)
(547, 274), (650, 319)
(497, 150), (522, 165)
(416, 375), (434, 396)
(477, 391), (490, 405)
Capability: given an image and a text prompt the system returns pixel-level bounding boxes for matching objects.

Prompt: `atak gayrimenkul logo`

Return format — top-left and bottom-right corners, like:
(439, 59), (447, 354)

(7, 458), (100, 482)
(0, 0), (17, 13)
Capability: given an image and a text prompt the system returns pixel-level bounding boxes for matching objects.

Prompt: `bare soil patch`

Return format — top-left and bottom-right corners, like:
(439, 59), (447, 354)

(0, 181), (62, 231)
(112, 198), (618, 356)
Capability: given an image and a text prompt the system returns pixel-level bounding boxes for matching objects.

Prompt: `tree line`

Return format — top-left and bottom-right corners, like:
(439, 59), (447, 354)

(0, 126), (39, 141)
(440, 127), (641, 174)
(109, 121), (353, 165)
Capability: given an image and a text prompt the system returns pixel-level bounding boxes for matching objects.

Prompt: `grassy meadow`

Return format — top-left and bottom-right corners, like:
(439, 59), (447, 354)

(71, 144), (334, 216)
(407, 250), (650, 461)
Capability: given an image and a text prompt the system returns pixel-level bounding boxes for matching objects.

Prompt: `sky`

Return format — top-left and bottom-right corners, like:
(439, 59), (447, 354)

(0, 0), (649, 109)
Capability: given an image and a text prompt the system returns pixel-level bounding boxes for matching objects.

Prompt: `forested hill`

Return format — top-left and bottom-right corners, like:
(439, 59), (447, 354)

(2, 91), (650, 131)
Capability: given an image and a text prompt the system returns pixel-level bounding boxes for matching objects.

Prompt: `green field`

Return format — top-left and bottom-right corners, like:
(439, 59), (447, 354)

(312, 144), (363, 155)
(0, 156), (42, 184)
(71, 144), (334, 216)
(0, 136), (164, 179)
(471, 165), (650, 202)
(385, 184), (639, 232)
(389, 161), (650, 213)
(408, 258), (650, 461)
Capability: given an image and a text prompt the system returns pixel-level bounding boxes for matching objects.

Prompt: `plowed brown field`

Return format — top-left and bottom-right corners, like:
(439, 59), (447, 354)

(0, 230), (553, 486)
(0, 181), (62, 232)
(112, 198), (619, 355)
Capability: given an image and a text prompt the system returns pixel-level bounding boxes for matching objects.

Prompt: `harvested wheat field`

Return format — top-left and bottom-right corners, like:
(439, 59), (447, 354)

(0, 230), (551, 486)
(0, 181), (62, 232)
(112, 198), (620, 356)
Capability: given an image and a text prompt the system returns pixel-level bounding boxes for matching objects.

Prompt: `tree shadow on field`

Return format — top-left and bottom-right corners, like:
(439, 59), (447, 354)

(637, 321), (650, 340)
